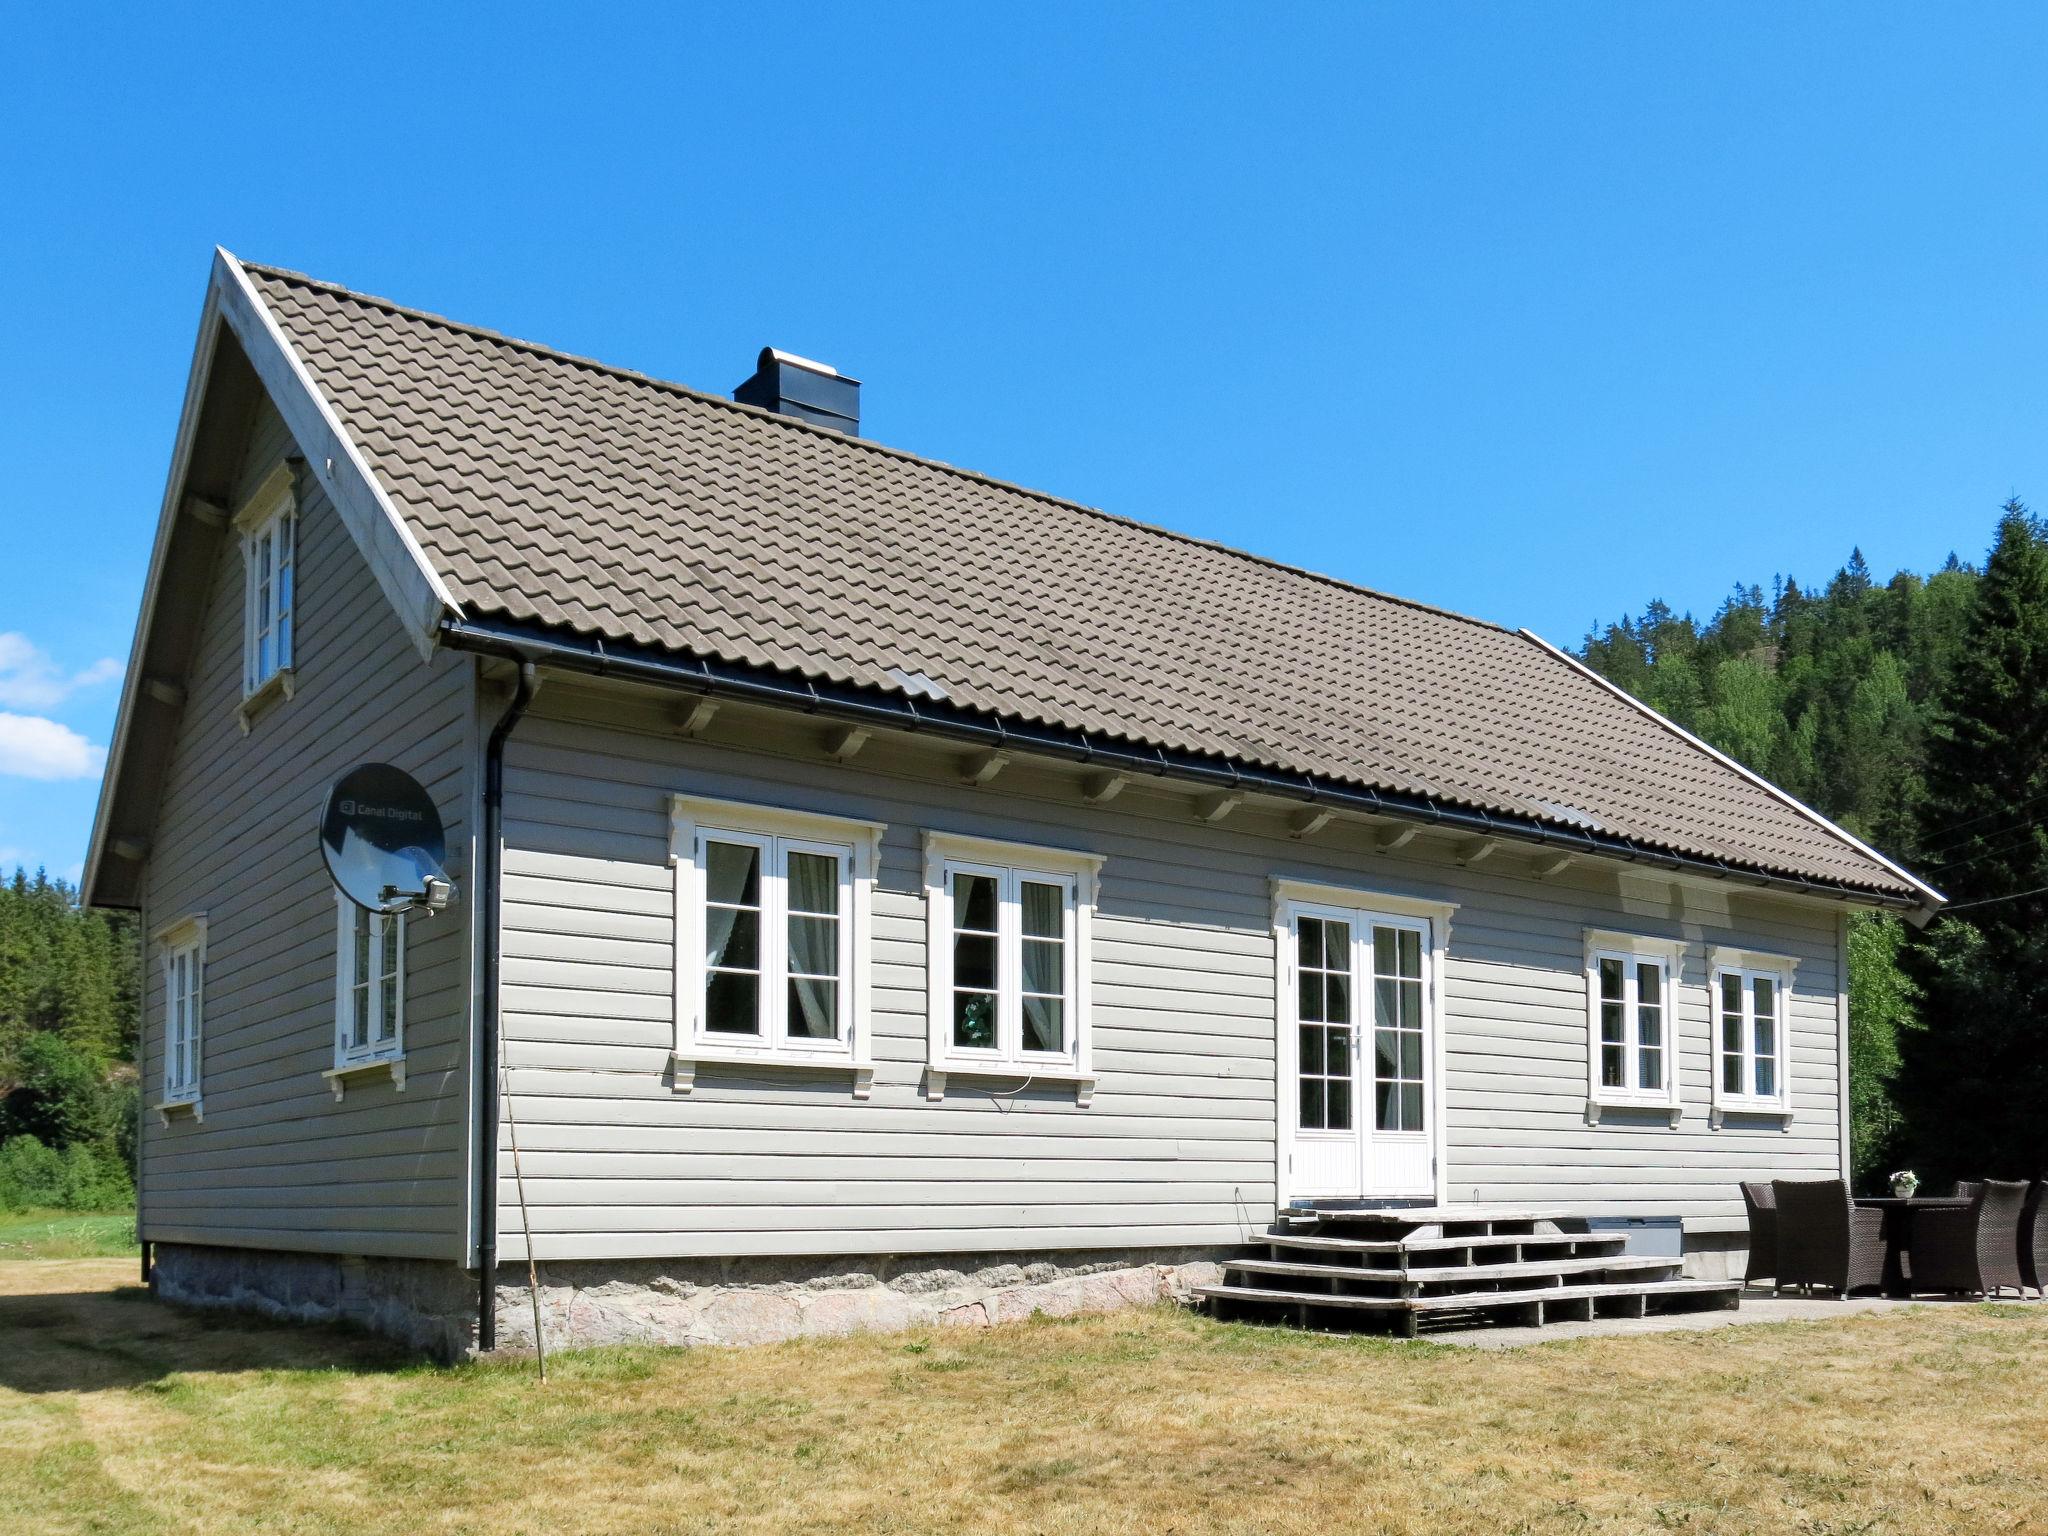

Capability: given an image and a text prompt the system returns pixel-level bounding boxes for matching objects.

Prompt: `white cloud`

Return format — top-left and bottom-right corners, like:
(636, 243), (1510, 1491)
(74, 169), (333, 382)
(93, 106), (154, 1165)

(0, 712), (107, 781)
(0, 633), (124, 710)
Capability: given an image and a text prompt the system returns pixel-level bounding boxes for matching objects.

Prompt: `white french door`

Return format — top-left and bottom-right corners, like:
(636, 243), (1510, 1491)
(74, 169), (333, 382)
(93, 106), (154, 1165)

(1284, 901), (1438, 1201)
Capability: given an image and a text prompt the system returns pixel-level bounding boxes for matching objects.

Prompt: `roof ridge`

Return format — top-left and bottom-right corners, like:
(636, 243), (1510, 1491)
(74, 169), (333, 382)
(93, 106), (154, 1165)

(240, 261), (1516, 640)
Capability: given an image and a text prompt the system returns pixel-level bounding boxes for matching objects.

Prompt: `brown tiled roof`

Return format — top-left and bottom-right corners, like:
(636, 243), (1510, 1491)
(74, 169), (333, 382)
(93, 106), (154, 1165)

(243, 264), (1924, 900)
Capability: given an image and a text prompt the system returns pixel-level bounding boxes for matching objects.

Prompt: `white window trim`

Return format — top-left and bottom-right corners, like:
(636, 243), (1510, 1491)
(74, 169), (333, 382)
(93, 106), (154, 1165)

(1709, 944), (1799, 1123)
(923, 830), (1101, 1105)
(152, 913), (207, 1125)
(326, 893), (407, 1099)
(669, 794), (882, 1098)
(236, 461), (298, 727)
(1271, 877), (1456, 1204)
(1583, 929), (1686, 1126)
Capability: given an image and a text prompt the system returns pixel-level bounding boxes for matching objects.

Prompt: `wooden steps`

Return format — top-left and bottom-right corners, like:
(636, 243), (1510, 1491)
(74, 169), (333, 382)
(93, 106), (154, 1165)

(1197, 1205), (1741, 1336)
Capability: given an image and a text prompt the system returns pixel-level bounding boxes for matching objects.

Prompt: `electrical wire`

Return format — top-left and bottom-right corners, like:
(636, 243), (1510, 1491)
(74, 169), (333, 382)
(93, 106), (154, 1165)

(1939, 882), (2048, 913)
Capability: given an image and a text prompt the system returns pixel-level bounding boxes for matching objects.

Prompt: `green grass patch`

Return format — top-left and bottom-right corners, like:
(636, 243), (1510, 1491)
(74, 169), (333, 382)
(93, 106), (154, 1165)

(0, 1207), (136, 1260)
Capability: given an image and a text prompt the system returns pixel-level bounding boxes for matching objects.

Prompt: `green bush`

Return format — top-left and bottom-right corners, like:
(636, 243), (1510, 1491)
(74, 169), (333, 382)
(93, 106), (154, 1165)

(0, 1134), (133, 1213)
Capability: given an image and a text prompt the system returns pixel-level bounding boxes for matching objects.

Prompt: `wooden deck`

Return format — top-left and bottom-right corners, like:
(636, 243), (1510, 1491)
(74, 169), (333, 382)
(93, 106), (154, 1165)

(1195, 1205), (1742, 1336)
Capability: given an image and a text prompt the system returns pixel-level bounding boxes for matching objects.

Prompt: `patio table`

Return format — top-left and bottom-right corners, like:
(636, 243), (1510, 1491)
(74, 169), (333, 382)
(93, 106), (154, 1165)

(1855, 1196), (1972, 1297)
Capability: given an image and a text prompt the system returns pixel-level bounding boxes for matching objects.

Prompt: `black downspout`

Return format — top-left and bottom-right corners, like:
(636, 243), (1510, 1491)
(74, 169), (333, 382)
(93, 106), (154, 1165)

(477, 660), (538, 1352)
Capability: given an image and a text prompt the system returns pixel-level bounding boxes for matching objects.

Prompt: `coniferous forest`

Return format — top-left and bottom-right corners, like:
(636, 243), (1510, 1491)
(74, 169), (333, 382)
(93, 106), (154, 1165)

(1582, 499), (2048, 1184)
(1, 507), (2042, 1207)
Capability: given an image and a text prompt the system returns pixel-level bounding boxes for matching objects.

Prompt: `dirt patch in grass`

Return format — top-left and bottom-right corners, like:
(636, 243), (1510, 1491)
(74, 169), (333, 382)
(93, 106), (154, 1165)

(3, 1259), (2046, 1533)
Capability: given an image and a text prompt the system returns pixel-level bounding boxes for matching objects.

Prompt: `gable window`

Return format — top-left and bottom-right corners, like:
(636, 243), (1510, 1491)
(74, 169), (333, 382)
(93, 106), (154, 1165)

(1710, 947), (1797, 1117)
(155, 915), (206, 1121)
(669, 795), (881, 1096)
(237, 463), (298, 707)
(923, 831), (1099, 1105)
(1583, 930), (1684, 1124)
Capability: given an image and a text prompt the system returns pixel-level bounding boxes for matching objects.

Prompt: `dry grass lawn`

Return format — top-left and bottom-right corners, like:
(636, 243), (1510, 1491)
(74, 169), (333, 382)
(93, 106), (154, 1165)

(4, 1259), (2047, 1535)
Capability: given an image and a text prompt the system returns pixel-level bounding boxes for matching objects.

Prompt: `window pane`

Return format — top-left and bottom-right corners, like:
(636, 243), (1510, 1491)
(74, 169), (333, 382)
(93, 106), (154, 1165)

(1374, 976), (1397, 1029)
(1600, 1000), (1625, 1046)
(277, 612), (292, 670)
(705, 905), (759, 970)
(788, 915), (839, 978)
(1021, 881), (1063, 939)
(1298, 919), (1324, 970)
(1637, 1003), (1661, 1052)
(954, 872), (998, 932)
(705, 970), (759, 1034)
(1721, 1006), (1742, 1056)
(1300, 1079), (1326, 1131)
(1754, 976), (1776, 1017)
(1603, 1044), (1625, 1089)
(1299, 971), (1326, 1023)
(1022, 937), (1062, 996)
(1324, 973), (1351, 1026)
(1397, 928), (1422, 979)
(1375, 1029), (1398, 1078)
(1638, 1047), (1661, 1092)
(1376, 1081), (1398, 1130)
(1755, 1052), (1776, 1099)
(953, 991), (997, 1049)
(1326, 1076), (1352, 1131)
(1299, 1024), (1324, 1075)
(1373, 927), (1396, 978)
(787, 977), (838, 1040)
(1326, 1027), (1350, 1078)
(351, 980), (369, 1050)
(705, 841), (761, 906)
(953, 932), (997, 991)
(1398, 1030), (1422, 1080)
(1723, 1054), (1744, 1093)
(1022, 994), (1064, 1053)
(1721, 973), (1743, 1014)
(1401, 1083), (1424, 1132)
(1599, 956), (1623, 1002)
(379, 919), (399, 1043)
(786, 850), (839, 915)
(1637, 962), (1661, 1008)
(1400, 980), (1423, 1030)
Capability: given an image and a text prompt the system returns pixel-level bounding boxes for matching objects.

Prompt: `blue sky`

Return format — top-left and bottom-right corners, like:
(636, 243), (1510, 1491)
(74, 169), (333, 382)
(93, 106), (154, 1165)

(4, 5), (2047, 884)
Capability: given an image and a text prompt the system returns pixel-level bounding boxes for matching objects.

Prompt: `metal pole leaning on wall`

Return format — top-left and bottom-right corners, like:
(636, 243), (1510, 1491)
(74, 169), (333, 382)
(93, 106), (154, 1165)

(500, 1056), (548, 1384)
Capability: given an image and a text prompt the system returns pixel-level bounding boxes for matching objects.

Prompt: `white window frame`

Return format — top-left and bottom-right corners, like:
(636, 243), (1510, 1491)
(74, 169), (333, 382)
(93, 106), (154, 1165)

(1583, 929), (1686, 1126)
(236, 461), (298, 716)
(669, 794), (882, 1097)
(325, 893), (408, 1099)
(1709, 944), (1798, 1121)
(923, 830), (1101, 1105)
(153, 914), (207, 1123)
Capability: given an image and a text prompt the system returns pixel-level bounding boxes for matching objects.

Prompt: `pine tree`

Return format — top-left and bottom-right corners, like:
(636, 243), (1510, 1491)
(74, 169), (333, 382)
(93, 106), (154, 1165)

(1895, 501), (2048, 1181)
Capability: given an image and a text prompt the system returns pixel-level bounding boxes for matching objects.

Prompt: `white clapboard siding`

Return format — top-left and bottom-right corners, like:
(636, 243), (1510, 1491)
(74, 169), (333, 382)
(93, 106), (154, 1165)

(492, 692), (1850, 1262)
(139, 401), (476, 1263)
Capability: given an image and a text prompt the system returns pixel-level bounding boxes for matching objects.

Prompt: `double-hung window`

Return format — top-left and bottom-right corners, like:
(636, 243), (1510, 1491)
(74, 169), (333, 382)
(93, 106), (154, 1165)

(670, 795), (881, 1096)
(237, 464), (298, 703)
(156, 915), (206, 1119)
(335, 895), (405, 1065)
(1584, 931), (1684, 1123)
(1710, 947), (1796, 1117)
(923, 832), (1100, 1103)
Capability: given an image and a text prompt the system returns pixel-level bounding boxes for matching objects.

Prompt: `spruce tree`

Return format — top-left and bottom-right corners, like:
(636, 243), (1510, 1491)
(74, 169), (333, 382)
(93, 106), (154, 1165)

(1896, 501), (2048, 1181)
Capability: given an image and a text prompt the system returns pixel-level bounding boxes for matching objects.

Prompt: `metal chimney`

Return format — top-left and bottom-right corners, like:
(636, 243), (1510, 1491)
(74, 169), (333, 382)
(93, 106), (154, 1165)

(733, 348), (860, 435)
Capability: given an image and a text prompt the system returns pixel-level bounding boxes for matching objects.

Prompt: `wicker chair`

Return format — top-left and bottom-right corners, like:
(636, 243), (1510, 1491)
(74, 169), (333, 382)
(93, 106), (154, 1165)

(2019, 1181), (2047, 1298)
(1910, 1179), (2030, 1297)
(1954, 1180), (1984, 1200)
(1740, 1181), (1778, 1285)
(1772, 1178), (1886, 1297)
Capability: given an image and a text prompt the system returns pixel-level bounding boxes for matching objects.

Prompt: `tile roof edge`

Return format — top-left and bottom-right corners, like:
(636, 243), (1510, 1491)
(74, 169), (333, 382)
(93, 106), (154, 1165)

(1516, 627), (1945, 908)
(238, 260), (1518, 641)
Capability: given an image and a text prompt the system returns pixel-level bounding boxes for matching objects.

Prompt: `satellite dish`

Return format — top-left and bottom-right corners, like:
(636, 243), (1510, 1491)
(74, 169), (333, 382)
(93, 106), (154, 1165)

(320, 763), (456, 915)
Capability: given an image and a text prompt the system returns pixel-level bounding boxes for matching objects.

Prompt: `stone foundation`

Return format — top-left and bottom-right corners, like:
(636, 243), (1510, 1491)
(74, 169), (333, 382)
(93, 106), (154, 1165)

(150, 1241), (477, 1360)
(1682, 1229), (1750, 1281)
(149, 1241), (1227, 1359)
(491, 1248), (1228, 1351)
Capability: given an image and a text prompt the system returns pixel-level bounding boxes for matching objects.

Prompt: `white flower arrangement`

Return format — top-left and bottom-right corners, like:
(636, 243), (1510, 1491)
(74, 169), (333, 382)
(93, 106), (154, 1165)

(1889, 1169), (1920, 1198)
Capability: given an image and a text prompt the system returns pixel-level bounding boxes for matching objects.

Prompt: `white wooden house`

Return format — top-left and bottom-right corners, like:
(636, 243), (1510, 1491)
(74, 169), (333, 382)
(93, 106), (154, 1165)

(84, 252), (1942, 1353)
